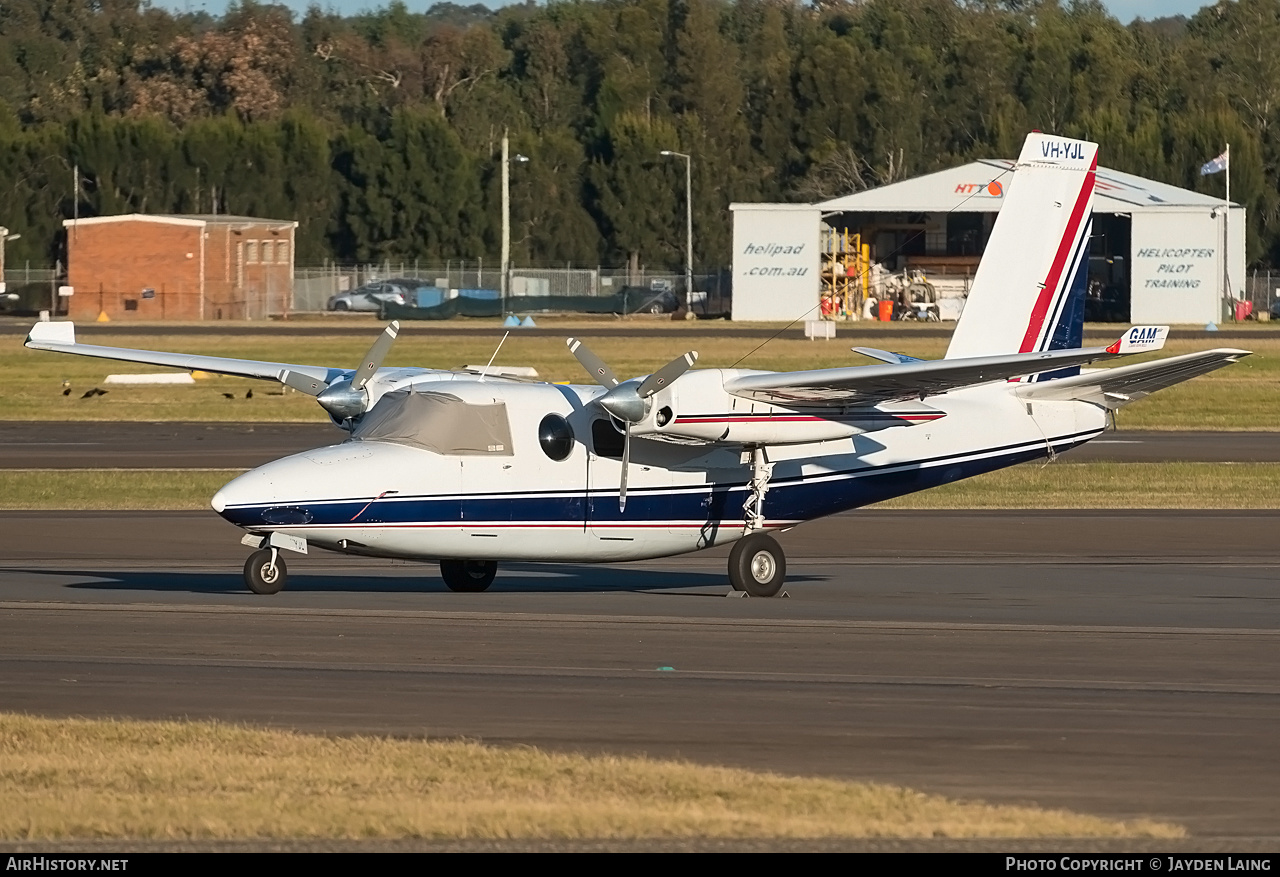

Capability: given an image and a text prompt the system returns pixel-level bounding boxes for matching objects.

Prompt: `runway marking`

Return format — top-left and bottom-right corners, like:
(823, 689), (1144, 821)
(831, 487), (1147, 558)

(2, 601), (1278, 638)
(4, 653), (1280, 697)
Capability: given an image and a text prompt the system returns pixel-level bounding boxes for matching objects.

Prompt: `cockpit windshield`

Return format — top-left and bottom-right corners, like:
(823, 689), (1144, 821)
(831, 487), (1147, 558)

(351, 390), (513, 456)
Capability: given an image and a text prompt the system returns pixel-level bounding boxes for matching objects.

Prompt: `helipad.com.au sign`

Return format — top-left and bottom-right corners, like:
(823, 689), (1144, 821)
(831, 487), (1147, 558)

(743, 242), (810, 276)
(730, 203), (820, 321)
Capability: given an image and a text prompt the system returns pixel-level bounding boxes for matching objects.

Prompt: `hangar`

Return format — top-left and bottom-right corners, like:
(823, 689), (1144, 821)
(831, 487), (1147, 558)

(731, 159), (1244, 324)
(64, 213), (297, 321)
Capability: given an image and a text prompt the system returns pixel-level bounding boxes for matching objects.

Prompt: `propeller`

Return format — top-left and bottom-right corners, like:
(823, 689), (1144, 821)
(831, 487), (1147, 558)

(566, 338), (698, 511)
(279, 321), (400, 423)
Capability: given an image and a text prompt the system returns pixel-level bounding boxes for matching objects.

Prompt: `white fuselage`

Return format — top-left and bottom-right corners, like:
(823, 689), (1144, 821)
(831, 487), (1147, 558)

(211, 370), (1106, 563)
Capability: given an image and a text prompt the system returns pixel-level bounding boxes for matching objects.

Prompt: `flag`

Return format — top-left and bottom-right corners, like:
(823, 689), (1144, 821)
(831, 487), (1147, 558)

(1200, 148), (1229, 176)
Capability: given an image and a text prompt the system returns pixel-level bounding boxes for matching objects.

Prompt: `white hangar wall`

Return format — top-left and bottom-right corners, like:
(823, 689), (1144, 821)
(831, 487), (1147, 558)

(729, 204), (820, 322)
(1129, 207), (1246, 325)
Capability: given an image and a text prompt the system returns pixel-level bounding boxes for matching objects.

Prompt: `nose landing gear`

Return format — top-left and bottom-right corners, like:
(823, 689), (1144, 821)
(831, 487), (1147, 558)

(240, 532), (307, 595)
(244, 548), (287, 595)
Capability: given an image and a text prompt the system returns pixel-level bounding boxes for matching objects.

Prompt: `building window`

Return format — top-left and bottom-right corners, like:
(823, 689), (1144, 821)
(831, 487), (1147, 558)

(261, 241), (274, 264)
(277, 241), (290, 264)
(246, 240), (259, 264)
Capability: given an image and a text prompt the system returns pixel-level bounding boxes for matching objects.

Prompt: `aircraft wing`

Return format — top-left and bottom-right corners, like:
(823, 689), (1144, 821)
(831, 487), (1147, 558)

(725, 345), (1130, 407)
(24, 321), (343, 384)
(1014, 349), (1250, 408)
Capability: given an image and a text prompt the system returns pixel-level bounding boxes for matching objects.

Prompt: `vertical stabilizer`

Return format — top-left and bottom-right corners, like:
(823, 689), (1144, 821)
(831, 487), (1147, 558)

(945, 133), (1097, 363)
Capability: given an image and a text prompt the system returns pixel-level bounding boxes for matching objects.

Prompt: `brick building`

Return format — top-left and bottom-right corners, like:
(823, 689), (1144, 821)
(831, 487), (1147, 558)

(64, 214), (297, 321)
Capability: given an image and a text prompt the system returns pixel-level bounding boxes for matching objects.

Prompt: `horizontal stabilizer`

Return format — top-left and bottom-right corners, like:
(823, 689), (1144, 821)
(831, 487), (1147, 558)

(1015, 349), (1250, 408)
(1105, 325), (1169, 355)
(727, 343), (1129, 407)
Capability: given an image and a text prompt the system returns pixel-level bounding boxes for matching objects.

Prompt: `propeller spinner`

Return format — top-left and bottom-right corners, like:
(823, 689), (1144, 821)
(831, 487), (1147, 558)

(280, 321), (400, 423)
(566, 338), (698, 511)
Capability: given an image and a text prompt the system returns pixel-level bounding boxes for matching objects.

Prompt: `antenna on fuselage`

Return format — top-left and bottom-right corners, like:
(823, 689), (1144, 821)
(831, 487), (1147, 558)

(478, 331), (510, 382)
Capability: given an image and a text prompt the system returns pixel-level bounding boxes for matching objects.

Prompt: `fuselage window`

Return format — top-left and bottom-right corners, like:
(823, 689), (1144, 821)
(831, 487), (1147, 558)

(591, 418), (625, 459)
(538, 413), (574, 461)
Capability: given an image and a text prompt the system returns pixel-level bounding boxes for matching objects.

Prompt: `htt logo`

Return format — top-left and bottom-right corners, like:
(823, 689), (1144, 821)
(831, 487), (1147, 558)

(954, 181), (1004, 197)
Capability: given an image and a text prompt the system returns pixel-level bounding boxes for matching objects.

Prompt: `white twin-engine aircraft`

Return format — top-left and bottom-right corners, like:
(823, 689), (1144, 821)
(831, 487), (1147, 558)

(27, 133), (1250, 597)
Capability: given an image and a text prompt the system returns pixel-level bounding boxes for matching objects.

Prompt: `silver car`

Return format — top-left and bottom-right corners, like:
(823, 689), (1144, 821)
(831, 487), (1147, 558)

(327, 280), (414, 312)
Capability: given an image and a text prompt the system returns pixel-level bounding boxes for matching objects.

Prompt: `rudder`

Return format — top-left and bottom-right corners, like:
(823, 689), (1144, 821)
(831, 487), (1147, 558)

(945, 133), (1097, 361)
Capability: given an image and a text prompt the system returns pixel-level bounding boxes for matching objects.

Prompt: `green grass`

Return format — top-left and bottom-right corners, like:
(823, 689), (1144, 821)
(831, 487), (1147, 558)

(0, 713), (1182, 840)
(6, 328), (1279, 427)
(5, 463), (1280, 510)
(0, 469), (239, 509)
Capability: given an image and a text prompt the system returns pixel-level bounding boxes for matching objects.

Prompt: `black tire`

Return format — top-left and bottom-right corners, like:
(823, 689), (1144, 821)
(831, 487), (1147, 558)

(441, 559), (497, 592)
(648, 302), (664, 315)
(244, 548), (287, 595)
(728, 533), (786, 597)
(333, 301), (349, 311)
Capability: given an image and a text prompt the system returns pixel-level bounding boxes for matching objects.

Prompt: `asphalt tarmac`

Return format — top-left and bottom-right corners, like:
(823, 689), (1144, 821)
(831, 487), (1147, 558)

(3, 421), (1280, 467)
(2, 508), (1278, 839)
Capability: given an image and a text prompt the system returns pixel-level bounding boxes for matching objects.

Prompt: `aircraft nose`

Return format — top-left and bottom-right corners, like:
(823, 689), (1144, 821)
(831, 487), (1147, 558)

(209, 465), (284, 522)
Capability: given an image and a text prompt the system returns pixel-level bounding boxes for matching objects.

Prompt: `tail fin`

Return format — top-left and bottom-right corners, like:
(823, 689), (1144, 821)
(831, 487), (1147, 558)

(945, 133), (1097, 365)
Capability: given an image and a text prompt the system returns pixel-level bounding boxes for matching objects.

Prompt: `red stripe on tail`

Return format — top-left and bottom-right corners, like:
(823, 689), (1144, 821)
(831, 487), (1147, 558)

(1018, 154), (1097, 353)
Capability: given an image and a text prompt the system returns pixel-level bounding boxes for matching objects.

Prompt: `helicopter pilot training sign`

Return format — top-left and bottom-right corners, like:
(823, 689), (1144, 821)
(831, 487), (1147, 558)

(730, 203), (821, 321)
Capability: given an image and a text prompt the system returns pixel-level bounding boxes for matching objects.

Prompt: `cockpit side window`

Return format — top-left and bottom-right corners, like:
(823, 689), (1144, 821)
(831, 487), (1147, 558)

(590, 418), (625, 459)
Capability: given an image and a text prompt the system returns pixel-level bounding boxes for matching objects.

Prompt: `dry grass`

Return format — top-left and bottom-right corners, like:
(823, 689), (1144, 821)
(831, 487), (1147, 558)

(5, 328), (1278, 427)
(4, 462), (1280, 511)
(0, 714), (1182, 840)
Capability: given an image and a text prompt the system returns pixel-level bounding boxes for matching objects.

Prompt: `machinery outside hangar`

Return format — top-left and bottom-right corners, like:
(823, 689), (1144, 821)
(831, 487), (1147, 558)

(64, 214), (297, 321)
(731, 160), (1244, 324)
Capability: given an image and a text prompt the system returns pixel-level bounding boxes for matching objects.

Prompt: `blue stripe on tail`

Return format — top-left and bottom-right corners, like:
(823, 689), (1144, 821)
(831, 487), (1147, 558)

(1036, 219), (1091, 380)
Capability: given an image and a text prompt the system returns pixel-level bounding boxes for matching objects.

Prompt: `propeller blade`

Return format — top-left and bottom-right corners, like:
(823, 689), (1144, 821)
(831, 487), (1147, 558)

(637, 351), (698, 398)
(566, 337), (619, 388)
(278, 369), (326, 397)
(618, 423), (631, 512)
(351, 321), (400, 391)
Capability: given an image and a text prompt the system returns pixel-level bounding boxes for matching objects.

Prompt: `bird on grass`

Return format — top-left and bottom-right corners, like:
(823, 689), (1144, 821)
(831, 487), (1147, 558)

(245, 389), (253, 399)
(80, 388), (107, 399)
(62, 387), (71, 396)
(222, 392), (235, 399)
(61, 380), (71, 396)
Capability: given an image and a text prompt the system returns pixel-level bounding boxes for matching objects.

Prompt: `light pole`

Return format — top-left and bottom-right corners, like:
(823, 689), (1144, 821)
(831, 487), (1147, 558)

(660, 149), (692, 304)
(500, 131), (529, 309)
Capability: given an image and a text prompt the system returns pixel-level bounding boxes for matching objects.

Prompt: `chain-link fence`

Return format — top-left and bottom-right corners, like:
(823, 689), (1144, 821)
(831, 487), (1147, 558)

(1, 266), (62, 315)
(1243, 268), (1279, 321)
(292, 263), (733, 316)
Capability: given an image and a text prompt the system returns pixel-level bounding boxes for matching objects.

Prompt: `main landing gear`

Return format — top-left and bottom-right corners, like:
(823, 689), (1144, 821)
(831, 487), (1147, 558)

(727, 447), (788, 598)
(728, 532), (786, 598)
(440, 559), (497, 592)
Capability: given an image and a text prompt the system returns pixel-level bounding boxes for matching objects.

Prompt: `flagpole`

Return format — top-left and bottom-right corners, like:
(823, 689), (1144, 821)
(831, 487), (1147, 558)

(1224, 143), (1232, 317)
(1225, 143), (1231, 204)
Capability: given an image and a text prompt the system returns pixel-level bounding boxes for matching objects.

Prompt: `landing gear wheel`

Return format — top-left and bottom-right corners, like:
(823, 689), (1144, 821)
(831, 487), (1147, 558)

(728, 533), (786, 597)
(440, 559), (497, 592)
(244, 548), (287, 595)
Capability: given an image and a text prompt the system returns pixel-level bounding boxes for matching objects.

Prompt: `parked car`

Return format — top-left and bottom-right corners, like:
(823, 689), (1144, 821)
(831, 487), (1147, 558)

(328, 279), (421, 312)
(617, 286), (681, 315)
